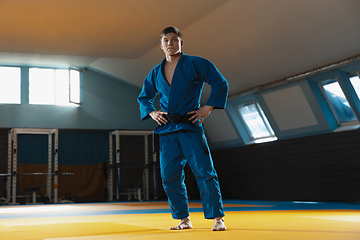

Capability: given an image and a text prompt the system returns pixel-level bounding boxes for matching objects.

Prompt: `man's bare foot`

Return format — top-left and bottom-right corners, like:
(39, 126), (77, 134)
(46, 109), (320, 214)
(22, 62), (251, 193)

(212, 217), (226, 231)
(170, 217), (193, 230)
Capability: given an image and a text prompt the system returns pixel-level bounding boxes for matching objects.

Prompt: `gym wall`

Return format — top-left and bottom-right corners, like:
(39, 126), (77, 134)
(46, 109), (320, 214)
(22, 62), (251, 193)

(0, 67), (157, 130)
(211, 128), (360, 202)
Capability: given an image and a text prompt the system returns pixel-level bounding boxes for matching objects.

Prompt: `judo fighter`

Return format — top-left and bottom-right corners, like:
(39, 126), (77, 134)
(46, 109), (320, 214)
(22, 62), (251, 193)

(138, 26), (228, 231)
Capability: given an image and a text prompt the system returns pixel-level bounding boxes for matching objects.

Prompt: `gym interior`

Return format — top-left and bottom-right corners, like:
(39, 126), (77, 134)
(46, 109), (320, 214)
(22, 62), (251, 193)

(0, 1), (360, 239)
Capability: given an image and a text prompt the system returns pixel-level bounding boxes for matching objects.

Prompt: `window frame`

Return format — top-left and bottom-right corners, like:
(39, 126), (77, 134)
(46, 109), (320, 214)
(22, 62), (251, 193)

(349, 71), (360, 101)
(0, 66), (21, 104)
(68, 67), (82, 105)
(29, 67), (82, 107)
(318, 77), (359, 126)
(237, 100), (277, 143)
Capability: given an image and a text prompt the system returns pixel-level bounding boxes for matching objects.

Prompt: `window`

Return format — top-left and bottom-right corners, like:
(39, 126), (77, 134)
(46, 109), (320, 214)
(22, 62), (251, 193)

(237, 101), (277, 143)
(320, 78), (357, 124)
(29, 68), (81, 106)
(69, 69), (81, 104)
(349, 73), (360, 100)
(0, 66), (21, 104)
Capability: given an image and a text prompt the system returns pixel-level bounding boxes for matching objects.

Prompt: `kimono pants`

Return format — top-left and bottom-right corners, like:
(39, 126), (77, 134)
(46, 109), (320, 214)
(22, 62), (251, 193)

(159, 130), (225, 219)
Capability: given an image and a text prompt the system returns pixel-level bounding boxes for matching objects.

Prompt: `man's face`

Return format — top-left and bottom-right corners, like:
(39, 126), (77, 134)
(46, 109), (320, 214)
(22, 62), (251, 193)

(160, 32), (183, 56)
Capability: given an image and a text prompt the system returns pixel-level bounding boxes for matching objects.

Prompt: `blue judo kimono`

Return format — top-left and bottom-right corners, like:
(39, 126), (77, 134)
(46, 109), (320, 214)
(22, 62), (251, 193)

(138, 53), (228, 219)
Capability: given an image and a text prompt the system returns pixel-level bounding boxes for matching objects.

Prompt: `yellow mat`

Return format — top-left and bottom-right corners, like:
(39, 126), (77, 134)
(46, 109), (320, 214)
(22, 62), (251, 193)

(0, 202), (360, 240)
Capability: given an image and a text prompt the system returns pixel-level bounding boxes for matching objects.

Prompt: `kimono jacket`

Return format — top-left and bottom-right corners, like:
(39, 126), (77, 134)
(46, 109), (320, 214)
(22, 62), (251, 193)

(138, 53), (228, 135)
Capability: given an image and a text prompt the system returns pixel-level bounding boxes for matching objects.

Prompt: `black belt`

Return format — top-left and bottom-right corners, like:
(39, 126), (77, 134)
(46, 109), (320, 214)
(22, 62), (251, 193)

(156, 113), (209, 155)
(162, 113), (195, 126)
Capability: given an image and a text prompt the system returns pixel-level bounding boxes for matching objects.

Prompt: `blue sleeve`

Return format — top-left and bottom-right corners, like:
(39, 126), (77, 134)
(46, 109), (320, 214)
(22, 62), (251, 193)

(137, 69), (158, 121)
(196, 58), (229, 109)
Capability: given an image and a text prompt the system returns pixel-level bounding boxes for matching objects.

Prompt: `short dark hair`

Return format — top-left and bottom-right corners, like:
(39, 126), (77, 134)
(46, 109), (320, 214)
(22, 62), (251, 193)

(160, 26), (182, 41)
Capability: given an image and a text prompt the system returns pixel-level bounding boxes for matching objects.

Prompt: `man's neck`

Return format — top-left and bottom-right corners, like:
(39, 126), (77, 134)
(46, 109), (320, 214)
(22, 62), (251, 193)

(166, 52), (182, 63)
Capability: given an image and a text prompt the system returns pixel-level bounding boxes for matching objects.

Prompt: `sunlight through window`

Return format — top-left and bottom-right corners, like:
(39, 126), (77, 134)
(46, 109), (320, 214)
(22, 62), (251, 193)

(29, 68), (81, 106)
(238, 101), (277, 143)
(0, 67), (21, 104)
(69, 69), (81, 104)
(350, 75), (360, 100)
(320, 79), (356, 123)
(29, 68), (55, 105)
(55, 69), (70, 106)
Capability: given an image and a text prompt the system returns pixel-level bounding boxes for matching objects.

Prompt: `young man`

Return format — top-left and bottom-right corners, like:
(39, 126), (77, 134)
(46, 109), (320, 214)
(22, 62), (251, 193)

(138, 26), (228, 231)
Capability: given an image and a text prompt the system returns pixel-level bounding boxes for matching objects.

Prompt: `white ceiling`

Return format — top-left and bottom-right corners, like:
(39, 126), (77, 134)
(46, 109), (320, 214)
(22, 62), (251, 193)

(0, 0), (360, 97)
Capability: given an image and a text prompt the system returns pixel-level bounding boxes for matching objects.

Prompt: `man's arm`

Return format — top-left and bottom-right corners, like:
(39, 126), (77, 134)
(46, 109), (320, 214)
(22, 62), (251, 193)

(186, 58), (228, 124)
(197, 58), (229, 110)
(138, 70), (159, 121)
